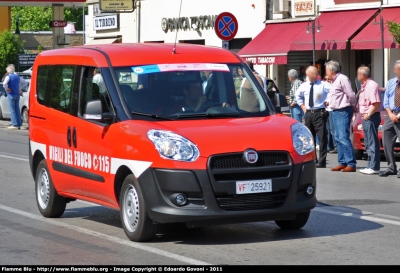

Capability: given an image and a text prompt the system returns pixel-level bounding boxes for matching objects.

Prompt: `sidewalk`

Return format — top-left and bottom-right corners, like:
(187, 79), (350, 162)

(0, 119), (28, 130)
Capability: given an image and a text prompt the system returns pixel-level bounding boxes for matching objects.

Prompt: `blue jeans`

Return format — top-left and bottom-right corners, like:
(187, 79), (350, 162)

(290, 104), (304, 123)
(332, 107), (357, 168)
(7, 94), (22, 128)
(327, 111), (337, 150)
(362, 113), (381, 171)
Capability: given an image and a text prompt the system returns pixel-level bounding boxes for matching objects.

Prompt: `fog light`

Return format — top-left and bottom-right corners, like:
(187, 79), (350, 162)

(306, 186), (314, 195)
(171, 193), (187, 206)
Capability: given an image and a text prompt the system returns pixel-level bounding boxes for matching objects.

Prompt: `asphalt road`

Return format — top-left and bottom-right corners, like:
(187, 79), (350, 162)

(1, 119), (400, 265)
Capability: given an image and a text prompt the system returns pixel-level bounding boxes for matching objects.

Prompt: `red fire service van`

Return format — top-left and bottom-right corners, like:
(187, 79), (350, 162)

(29, 43), (317, 241)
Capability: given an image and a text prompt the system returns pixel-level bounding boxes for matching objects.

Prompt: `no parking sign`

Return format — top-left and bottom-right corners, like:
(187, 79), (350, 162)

(214, 12), (238, 41)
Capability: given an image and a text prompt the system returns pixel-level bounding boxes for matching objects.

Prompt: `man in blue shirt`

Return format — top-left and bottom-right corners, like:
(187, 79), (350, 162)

(380, 60), (400, 177)
(2, 64), (28, 130)
(297, 66), (330, 168)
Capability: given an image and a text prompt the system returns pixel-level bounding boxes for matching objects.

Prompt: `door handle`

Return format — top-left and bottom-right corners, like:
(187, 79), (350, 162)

(72, 127), (77, 148)
(67, 126), (71, 147)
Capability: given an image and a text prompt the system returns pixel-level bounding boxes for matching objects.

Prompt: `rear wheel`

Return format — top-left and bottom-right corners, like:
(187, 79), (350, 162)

(354, 149), (364, 160)
(35, 160), (66, 217)
(275, 211), (310, 230)
(120, 175), (157, 242)
(21, 107), (28, 124)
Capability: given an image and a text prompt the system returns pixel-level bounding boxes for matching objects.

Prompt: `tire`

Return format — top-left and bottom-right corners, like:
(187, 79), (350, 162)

(354, 149), (364, 160)
(21, 107), (28, 124)
(120, 175), (157, 242)
(0, 105), (3, 120)
(275, 211), (310, 230)
(35, 160), (66, 218)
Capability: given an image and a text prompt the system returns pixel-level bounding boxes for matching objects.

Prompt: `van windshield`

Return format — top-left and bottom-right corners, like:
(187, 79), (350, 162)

(114, 63), (271, 120)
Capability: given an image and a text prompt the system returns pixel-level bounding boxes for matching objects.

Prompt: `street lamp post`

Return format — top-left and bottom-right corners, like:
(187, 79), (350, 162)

(373, 14), (385, 86)
(306, 18), (321, 67)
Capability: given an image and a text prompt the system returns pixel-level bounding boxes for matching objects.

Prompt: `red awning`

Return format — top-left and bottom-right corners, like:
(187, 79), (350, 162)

(352, 7), (400, 49)
(238, 21), (309, 65)
(291, 9), (378, 51)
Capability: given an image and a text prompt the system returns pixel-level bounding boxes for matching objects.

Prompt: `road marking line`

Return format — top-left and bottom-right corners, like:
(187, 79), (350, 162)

(0, 204), (211, 265)
(314, 207), (400, 227)
(0, 153), (29, 161)
(360, 215), (400, 226)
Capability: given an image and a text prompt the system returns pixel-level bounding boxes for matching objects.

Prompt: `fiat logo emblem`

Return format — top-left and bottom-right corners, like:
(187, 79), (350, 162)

(244, 149), (258, 164)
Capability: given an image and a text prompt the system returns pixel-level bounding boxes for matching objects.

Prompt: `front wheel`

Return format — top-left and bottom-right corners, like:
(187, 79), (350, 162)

(275, 211), (310, 230)
(120, 175), (157, 242)
(35, 160), (66, 217)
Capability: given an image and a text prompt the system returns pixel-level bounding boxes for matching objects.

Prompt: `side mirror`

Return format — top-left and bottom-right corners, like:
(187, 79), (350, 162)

(84, 100), (103, 120)
(84, 100), (115, 121)
(274, 93), (289, 113)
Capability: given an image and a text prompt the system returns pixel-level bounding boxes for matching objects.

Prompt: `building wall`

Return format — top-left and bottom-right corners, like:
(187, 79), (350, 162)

(86, 0), (266, 46)
(140, 0), (266, 46)
(86, 2), (137, 43)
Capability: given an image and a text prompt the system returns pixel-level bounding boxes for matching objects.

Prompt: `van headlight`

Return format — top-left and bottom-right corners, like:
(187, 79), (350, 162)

(147, 130), (200, 162)
(378, 125), (383, 131)
(291, 123), (314, 155)
(357, 124), (363, 131)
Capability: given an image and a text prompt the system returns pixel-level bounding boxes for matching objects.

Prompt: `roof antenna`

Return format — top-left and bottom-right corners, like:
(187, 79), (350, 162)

(172, 0), (183, 54)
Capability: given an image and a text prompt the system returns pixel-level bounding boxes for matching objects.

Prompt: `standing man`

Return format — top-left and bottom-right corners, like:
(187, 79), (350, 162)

(297, 66), (330, 168)
(2, 64), (28, 130)
(357, 66), (382, 175)
(92, 68), (106, 93)
(380, 60), (400, 177)
(245, 60), (265, 90)
(324, 75), (338, 154)
(325, 60), (358, 172)
(286, 69), (303, 123)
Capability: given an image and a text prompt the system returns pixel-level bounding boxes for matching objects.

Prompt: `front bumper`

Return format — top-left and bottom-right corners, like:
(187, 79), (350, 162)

(138, 158), (317, 227)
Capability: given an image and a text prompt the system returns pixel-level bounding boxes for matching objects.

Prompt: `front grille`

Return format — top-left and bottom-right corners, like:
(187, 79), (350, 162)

(210, 152), (289, 169)
(216, 191), (287, 211)
(214, 170), (289, 181)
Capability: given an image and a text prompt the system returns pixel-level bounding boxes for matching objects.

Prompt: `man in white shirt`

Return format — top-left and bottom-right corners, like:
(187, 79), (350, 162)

(93, 68), (106, 93)
(296, 66), (330, 168)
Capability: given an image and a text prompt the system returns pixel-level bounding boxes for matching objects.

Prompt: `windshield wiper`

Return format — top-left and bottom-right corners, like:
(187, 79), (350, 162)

(131, 111), (175, 121)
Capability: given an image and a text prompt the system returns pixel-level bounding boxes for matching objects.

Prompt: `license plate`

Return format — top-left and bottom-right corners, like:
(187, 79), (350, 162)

(397, 138), (400, 143)
(236, 180), (272, 194)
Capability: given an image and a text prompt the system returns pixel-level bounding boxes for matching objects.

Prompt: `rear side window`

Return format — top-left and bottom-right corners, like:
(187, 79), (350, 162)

(36, 65), (76, 113)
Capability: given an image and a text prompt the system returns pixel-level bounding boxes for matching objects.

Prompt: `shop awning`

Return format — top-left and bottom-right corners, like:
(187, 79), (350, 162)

(352, 7), (400, 49)
(85, 38), (119, 45)
(237, 21), (309, 65)
(291, 9), (378, 51)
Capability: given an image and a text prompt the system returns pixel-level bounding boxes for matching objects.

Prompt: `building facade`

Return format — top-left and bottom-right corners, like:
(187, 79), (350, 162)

(85, 0), (270, 77)
(85, 0), (400, 94)
(241, 0), (400, 94)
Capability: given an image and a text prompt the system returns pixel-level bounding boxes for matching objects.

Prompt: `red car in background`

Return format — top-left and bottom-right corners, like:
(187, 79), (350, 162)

(352, 90), (400, 159)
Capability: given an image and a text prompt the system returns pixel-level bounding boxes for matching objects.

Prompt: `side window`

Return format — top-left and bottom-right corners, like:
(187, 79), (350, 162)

(49, 66), (75, 112)
(78, 66), (112, 120)
(36, 65), (75, 113)
(37, 66), (50, 105)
